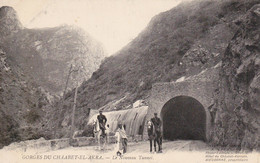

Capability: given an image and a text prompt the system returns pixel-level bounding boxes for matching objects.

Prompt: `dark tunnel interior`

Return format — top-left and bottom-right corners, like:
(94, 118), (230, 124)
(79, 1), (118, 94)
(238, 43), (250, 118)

(161, 96), (206, 141)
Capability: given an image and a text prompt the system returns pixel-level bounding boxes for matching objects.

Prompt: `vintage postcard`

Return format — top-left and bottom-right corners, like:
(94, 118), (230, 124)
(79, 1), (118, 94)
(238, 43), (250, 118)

(0, 0), (259, 162)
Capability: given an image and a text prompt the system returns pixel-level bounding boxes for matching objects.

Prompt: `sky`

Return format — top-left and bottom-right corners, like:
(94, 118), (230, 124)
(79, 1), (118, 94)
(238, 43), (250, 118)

(0, 0), (185, 56)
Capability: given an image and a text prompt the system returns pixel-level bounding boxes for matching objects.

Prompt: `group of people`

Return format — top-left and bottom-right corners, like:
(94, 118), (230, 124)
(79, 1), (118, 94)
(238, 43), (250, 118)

(95, 110), (127, 155)
(94, 110), (162, 155)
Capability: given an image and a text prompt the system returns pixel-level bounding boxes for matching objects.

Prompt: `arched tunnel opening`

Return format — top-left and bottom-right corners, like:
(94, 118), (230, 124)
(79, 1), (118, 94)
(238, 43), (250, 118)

(161, 96), (206, 141)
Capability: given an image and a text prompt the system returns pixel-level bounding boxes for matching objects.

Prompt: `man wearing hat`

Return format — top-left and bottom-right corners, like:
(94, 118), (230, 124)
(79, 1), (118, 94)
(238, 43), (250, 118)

(151, 113), (162, 152)
(97, 110), (107, 137)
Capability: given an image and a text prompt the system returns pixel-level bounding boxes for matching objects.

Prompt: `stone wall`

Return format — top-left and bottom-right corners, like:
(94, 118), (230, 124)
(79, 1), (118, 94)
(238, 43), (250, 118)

(3, 135), (144, 153)
(3, 138), (70, 153)
(146, 64), (221, 141)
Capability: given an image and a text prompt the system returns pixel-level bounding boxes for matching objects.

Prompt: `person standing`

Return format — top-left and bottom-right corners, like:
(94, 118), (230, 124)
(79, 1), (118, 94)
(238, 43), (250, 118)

(105, 124), (110, 143)
(151, 113), (162, 153)
(97, 110), (107, 137)
(116, 123), (128, 155)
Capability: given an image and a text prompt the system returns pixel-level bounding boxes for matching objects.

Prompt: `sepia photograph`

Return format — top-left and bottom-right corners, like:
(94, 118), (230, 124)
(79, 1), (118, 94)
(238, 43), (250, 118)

(0, 0), (259, 162)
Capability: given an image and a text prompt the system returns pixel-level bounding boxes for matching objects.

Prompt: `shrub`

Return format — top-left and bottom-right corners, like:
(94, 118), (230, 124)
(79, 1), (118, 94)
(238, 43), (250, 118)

(24, 109), (40, 123)
(82, 125), (94, 137)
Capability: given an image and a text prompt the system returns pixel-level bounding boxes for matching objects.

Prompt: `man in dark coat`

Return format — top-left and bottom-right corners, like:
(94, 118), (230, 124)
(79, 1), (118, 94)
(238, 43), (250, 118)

(151, 113), (162, 152)
(97, 110), (107, 137)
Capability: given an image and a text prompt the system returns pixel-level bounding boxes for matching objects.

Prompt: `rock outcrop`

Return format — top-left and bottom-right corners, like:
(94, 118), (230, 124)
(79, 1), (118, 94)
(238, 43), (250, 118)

(62, 0), (258, 112)
(0, 6), (22, 39)
(0, 48), (49, 148)
(0, 6), (105, 147)
(0, 6), (105, 96)
(212, 4), (260, 150)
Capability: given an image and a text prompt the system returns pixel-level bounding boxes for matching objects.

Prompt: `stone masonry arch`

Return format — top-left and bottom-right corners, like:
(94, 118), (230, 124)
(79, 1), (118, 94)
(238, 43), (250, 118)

(145, 66), (220, 141)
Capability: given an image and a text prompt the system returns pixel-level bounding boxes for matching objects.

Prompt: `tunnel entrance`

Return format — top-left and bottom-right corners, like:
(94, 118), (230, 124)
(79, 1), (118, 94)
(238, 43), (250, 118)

(161, 96), (206, 141)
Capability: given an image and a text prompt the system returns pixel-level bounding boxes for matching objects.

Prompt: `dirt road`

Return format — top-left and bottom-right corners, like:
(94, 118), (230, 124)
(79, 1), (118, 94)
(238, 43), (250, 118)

(1, 140), (258, 163)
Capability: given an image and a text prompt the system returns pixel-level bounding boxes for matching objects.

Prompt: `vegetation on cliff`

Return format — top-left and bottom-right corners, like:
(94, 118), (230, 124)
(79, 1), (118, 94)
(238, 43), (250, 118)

(0, 49), (48, 148)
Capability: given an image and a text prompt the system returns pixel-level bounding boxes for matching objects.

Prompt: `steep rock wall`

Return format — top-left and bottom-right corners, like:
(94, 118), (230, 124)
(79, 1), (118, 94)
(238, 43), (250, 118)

(212, 4), (260, 150)
(0, 6), (105, 96)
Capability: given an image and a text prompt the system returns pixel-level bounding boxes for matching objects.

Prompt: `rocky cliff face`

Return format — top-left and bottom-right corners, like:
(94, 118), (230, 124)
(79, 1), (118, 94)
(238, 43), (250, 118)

(62, 0), (259, 112)
(0, 48), (49, 148)
(0, 6), (22, 39)
(0, 6), (105, 96)
(212, 4), (260, 150)
(0, 6), (105, 147)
